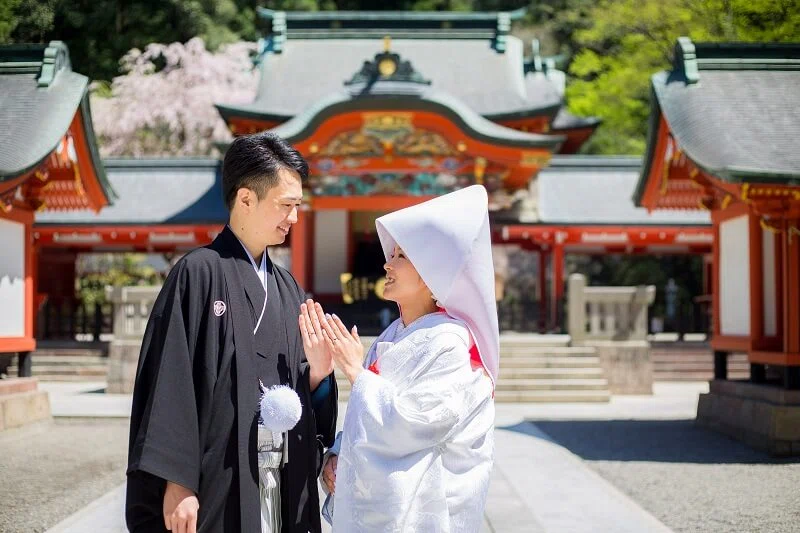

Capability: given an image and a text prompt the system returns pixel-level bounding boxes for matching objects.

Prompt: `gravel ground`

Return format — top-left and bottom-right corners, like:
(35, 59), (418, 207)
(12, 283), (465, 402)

(0, 418), (129, 533)
(534, 418), (800, 533)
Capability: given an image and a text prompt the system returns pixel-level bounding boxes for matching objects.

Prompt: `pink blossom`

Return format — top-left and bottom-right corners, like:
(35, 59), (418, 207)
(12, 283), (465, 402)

(90, 38), (258, 156)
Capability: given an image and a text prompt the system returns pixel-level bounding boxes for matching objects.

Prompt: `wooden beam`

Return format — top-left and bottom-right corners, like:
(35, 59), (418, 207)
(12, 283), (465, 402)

(33, 224), (225, 250)
(710, 335), (751, 353)
(639, 115), (671, 210)
(0, 208), (34, 225)
(750, 351), (800, 367)
(712, 217), (720, 338)
(69, 112), (110, 212)
(538, 249), (547, 333)
(0, 338), (36, 352)
(311, 195), (435, 211)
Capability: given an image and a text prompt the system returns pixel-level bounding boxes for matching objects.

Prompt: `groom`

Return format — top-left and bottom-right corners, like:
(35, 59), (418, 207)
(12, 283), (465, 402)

(126, 132), (337, 533)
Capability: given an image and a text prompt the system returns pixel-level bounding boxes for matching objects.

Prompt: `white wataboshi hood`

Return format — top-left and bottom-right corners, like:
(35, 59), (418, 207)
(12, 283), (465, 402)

(375, 185), (500, 385)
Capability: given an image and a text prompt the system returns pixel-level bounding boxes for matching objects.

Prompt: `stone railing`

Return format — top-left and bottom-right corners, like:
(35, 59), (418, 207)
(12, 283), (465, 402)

(105, 286), (160, 393)
(567, 273), (656, 395)
(567, 273), (655, 343)
(105, 286), (161, 340)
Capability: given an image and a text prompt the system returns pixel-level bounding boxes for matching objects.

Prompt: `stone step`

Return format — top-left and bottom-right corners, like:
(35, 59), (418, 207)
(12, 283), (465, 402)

(498, 334), (571, 347)
(652, 354), (750, 363)
(20, 355), (107, 365)
(652, 351), (750, 382)
(498, 367), (605, 379)
(494, 378), (609, 391)
(13, 374), (107, 382)
(7, 366), (108, 377)
(653, 361), (750, 371)
(493, 389), (611, 403)
(32, 349), (107, 358)
(500, 356), (603, 368)
(499, 347), (596, 357)
(654, 371), (750, 381)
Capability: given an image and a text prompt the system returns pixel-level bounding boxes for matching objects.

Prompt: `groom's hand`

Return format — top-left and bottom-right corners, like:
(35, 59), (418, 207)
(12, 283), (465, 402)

(300, 300), (335, 390)
(164, 481), (198, 533)
(323, 455), (338, 494)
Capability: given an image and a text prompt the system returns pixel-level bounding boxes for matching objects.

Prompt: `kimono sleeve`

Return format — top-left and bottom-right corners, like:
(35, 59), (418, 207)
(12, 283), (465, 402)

(345, 332), (483, 458)
(127, 259), (214, 494)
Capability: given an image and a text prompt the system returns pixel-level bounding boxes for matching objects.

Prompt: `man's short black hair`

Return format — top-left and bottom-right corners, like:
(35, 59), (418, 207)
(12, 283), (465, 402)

(222, 132), (309, 211)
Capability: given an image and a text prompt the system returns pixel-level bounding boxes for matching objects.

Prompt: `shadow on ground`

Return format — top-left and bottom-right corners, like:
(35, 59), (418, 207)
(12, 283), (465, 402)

(499, 419), (800, 465)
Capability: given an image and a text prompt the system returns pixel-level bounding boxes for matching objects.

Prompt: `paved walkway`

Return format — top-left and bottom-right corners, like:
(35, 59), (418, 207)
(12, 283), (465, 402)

(40, 383), (708, 532)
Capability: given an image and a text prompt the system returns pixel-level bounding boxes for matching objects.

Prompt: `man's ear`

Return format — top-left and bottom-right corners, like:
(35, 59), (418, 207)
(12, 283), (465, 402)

(237, 187), (254, 210)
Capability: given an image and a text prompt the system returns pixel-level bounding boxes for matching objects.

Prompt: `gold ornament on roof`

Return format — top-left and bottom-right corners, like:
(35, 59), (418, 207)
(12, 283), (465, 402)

(383, 36), (391, 52)
(378, 58), (397, 77)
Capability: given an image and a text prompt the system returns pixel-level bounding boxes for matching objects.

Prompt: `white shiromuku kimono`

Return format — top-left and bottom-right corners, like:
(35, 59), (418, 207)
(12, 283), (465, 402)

(331, 312), (494, 533)
(325, 185), (500, 532)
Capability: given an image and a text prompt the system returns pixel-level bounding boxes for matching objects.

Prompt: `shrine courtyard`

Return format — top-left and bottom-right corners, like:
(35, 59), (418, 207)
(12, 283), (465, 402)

(1, 381), (797, 533)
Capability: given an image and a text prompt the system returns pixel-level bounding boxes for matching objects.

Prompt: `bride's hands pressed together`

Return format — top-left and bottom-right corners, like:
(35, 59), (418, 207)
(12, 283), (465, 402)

(318, 312), (364, 385)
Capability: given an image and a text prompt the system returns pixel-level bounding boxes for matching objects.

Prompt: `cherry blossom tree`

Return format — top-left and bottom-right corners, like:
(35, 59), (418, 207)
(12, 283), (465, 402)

(90, 37), (257, 156)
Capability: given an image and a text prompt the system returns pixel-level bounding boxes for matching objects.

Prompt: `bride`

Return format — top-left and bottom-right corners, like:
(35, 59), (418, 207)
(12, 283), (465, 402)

(299, 185), (498, 532)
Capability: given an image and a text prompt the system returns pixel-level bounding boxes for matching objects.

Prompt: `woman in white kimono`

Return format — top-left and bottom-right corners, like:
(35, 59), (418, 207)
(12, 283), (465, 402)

(299, 185), (499, 533)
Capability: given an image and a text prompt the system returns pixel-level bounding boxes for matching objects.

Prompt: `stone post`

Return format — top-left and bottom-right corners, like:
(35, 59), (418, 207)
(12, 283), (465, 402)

(567, 273), (587, 343)
(105, 286), (161, 393)
(569, 276), (656, 394)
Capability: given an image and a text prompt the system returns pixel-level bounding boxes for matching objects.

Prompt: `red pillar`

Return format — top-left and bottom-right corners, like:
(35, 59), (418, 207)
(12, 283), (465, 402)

(291, 210), (311, 292)
(749, 213), (764, 349)
(783, 220), (800, 354)
(538, 249), (547, 333)
(550, 244), (564, 331)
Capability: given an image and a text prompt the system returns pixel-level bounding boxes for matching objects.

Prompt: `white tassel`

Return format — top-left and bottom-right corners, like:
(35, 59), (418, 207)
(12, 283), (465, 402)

(259, 384), (302, 447)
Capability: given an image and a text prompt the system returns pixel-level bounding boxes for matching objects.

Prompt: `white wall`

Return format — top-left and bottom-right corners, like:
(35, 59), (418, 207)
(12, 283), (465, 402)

(0, 218), (26, 337)
(313, 210), (348, 294)
(762, 228), (777, 337)
(719, 215), (750, 336)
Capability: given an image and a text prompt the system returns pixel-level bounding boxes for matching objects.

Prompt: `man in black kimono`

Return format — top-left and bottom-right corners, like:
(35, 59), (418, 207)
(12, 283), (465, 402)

(126, 132), (337, 533)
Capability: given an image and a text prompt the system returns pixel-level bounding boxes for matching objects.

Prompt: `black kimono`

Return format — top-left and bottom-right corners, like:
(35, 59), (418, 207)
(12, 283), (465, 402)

(126, 225), (337, 533)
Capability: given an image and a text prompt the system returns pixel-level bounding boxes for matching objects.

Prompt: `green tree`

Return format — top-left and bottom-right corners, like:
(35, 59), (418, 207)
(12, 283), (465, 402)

(565, 0), (800, 154)
(0, 0), (20, 43)
(568, 254), (706, 332)
(5, 0), (260, 81)
(77, 254), (163, 307)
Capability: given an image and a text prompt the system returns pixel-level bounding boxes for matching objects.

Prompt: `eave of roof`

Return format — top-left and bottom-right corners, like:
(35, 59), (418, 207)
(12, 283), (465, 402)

(0, 41), (115, 205)
(265, 83), (564, 150)
(636, 37), (800, 206)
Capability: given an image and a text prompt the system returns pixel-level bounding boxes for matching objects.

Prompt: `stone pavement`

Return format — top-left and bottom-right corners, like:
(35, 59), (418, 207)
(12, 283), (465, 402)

(42, 383), (708, 533)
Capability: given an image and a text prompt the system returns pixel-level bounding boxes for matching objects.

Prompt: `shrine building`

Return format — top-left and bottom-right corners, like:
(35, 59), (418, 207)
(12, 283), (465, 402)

(28, 11), (713, 339)
(0, 42), (114, 376)
(635, 37), (800, 454)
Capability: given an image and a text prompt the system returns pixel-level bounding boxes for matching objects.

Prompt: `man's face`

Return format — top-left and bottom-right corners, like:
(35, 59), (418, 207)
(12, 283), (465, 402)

(239, 168), (303, 247)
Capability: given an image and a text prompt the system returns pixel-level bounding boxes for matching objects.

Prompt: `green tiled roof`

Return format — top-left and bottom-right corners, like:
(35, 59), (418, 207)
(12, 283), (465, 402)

(635, 37), (800, 205)
(217, 36), (564, 122)
(0, 41), (113, 204)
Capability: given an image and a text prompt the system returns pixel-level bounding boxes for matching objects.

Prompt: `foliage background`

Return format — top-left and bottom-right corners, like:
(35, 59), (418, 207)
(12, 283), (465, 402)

(2, 0), (797, 155)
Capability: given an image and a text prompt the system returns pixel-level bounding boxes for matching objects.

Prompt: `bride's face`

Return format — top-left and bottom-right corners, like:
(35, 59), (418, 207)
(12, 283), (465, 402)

(382, 245), (431, 305)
